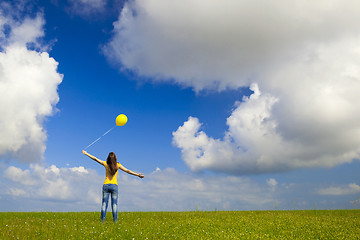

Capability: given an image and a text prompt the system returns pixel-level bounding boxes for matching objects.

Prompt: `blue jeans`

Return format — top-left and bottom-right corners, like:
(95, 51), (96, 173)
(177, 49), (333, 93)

(101, 184), (118, 222)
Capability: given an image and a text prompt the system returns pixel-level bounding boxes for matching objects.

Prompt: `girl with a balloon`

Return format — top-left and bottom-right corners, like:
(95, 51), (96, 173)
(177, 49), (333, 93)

(82, 114), (144, 223)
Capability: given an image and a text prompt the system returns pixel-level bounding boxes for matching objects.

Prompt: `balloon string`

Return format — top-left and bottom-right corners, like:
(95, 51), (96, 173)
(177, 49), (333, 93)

(84, 126), (115, 150)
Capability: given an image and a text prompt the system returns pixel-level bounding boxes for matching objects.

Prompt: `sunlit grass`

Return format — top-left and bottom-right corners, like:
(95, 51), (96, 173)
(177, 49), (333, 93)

(1, 210), (359, 239)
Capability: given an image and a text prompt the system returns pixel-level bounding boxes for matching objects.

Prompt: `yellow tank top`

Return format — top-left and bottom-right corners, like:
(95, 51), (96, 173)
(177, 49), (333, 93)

(103, 162), (122, 185)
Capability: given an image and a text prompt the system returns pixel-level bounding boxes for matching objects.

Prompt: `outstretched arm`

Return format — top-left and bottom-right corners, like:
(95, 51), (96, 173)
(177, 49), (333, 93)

(82, 150), (104, 166)
(119, 164), (144, 178)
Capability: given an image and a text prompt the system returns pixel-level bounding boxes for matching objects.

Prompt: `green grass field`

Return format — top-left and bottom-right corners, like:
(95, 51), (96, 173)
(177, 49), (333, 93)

(1, 210), (359, 239)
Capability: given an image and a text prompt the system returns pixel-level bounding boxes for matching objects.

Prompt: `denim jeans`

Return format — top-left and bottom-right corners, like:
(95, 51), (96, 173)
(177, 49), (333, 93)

(101, 184), (118, 222)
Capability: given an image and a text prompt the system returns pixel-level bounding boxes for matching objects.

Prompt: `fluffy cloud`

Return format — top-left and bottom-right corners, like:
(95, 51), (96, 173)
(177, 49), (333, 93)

(104, 0), (360, 91)
(3, 164), (102, 209)
(266, 178), (278, 188)
(104, 0), (360, 174)
(172, 84), (280, 174)
(0, 7), (63, 162)
(173, 82), (360, 174)
(1, 164), (278, 211)
(1, 164), (358, 211)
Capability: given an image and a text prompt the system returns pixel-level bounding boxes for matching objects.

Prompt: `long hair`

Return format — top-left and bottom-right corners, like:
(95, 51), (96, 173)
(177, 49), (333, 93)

(106, 152), (118, 175)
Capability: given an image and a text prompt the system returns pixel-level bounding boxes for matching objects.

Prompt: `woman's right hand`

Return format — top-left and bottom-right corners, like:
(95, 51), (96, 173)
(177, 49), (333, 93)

(82, 150), (87, 155)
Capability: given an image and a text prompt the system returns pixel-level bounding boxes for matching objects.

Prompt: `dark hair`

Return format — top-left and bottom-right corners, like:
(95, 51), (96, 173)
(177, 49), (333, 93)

(106, 152), (118, 175)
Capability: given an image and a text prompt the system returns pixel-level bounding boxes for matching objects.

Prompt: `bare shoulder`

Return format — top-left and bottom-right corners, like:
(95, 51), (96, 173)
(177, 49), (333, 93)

(118, 163), (126, 170)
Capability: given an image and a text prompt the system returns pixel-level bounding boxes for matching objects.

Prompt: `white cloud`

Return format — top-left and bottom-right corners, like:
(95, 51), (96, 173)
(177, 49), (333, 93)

(266, 178), (278, 188)
(173, 82), (360, 174)
(4, 166), (38, 185)
(105, 0), (360, 91)
(70, 166), (89, 174)
(105, 0), (360, 174)
(318, 183), (360, 196)
(8, 187), (27, 197)
(171, 84), (286, 174)
(1, 164), (278, 211)
(117, 167), (278, 211)
(0, 9), (63, 163)
(3, 164), (102, 204)
(8, 14), (45, 48)
(2, 164), (359, 211)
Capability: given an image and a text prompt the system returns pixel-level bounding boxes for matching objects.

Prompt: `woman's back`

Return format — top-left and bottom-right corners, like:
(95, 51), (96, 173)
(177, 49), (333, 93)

(103, 162), (122, 185)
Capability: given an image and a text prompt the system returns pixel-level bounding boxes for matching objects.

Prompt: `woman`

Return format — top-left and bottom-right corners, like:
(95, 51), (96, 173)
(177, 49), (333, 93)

(82, 150), (144, 222)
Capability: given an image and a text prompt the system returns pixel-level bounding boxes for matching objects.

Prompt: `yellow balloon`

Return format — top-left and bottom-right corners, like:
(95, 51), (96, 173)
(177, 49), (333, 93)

(116, 114), (128, 126)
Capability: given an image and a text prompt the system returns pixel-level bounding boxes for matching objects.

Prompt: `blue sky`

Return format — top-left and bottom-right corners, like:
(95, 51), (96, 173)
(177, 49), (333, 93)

(1, 0), (360, 212)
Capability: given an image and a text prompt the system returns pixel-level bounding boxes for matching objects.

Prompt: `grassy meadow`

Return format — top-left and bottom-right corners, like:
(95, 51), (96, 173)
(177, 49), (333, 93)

(1, 210), (359, 239)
